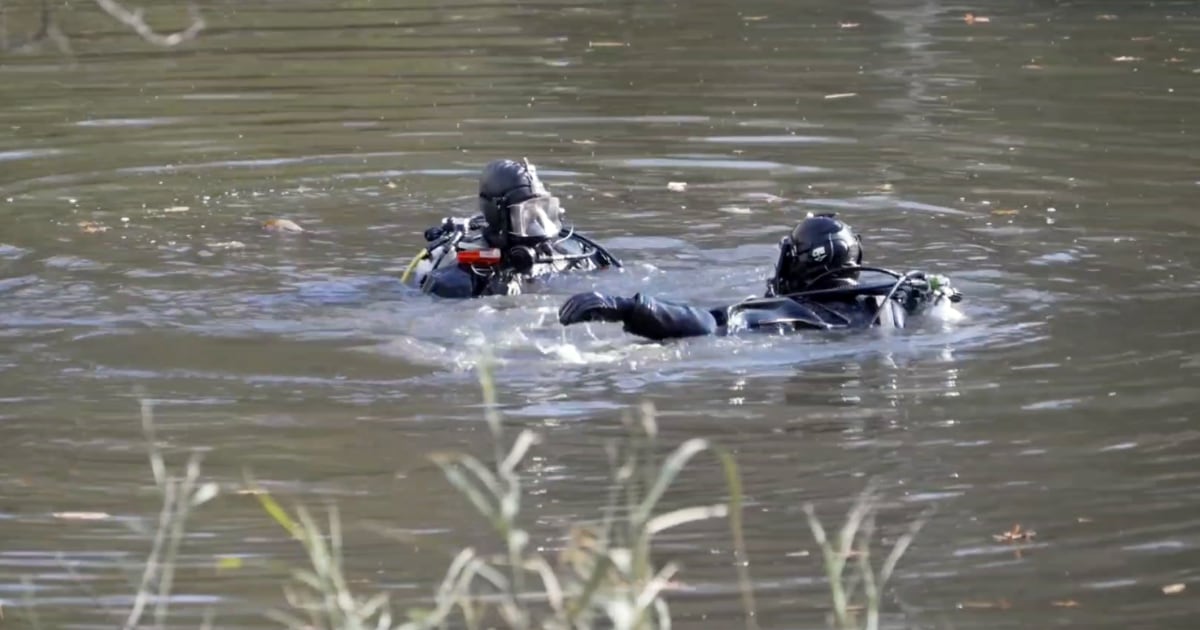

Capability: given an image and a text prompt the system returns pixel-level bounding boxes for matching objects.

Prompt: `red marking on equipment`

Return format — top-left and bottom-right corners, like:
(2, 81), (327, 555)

(457, 249), (503, 266)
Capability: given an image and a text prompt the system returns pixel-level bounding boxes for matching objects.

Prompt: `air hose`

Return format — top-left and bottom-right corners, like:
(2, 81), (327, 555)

(399, 247), (429, 285)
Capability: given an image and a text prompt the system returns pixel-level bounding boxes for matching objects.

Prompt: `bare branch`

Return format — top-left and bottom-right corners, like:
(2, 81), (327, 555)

(91, 0), (205, 47)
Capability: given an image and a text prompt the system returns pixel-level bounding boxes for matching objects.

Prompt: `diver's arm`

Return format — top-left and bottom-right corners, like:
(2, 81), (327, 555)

(622, 294), (722, 340)
(558, 292), (721, 340)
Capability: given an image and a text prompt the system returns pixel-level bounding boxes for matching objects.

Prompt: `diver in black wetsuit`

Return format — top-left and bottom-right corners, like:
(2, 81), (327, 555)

(557, 213), (962, 341)
(410, 158), (621, 298)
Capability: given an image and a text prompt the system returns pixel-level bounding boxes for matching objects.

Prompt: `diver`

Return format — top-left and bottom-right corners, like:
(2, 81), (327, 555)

(557, 213), (963, 341)
(403, 158), (622, 298)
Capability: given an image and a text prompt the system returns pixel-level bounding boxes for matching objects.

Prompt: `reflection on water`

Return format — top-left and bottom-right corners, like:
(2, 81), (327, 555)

(2, 0), (1199, 627)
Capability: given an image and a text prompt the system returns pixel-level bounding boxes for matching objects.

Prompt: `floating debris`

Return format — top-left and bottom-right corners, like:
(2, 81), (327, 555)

(742, 15), (768, 22)
(587, 41), (628, 48)
(839, 22), (860, 29)
(667, 182), (688, 192)
(741, 192), (787, 203)
(1096, 14), (1119, 21)
(385, 181), (397, 189)
(1052, 600), (1081, 608)
(207, 241), (246, 250)
(1113, 56), (1143, 62)
(263, 218), (305, 233)
(824, 92), (857, 100)
(964, 13), (991, 25)
(993, 523), (1036, 543)
(571, 139), (597, 145)
(78, 221), (109, 234)
(1163, 583), (1186, 595)
(991, 209), (1020, 216)
(216, 556), (244, 571)
(53, 511), (111, 520)
(957, 599), (1012, 610)
(162, 205), (190, 213)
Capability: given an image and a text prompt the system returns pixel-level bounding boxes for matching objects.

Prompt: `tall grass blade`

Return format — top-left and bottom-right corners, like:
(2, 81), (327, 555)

(712, 446), (759, 630)
(645, 505), (728, 536)
(251, 488), (305, 541)
(634, 438), (709, 525)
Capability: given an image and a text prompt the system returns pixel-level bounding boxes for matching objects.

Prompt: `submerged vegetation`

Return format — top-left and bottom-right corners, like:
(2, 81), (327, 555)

(12, 357), (925, 630)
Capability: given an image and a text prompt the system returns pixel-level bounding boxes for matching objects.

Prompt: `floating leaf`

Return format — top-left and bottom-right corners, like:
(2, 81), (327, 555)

(993, 523), (1036, 543)
(964, 13), (991, 25)
(587, 41), (628, 48)
(216, 556), (244, 571)
(78, 221), (109, 234)
(263, 218), (304, 233)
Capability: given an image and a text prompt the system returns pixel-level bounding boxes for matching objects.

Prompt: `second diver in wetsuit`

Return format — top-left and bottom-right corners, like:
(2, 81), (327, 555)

(557, 213), (963, 341)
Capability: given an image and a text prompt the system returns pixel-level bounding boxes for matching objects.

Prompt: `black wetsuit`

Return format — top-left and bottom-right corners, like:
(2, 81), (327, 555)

(421, 230), (620, 299)
(561, 276), (956, 341)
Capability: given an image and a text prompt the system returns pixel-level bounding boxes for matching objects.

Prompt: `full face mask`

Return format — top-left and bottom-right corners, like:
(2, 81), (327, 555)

(505, 193), (564, 240)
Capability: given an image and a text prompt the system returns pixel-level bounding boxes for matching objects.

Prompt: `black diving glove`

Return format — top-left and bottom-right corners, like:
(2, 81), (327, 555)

(558, 292), (635, 326)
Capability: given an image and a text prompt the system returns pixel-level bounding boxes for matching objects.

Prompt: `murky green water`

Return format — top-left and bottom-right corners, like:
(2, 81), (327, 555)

(2, 0), (1198, 627)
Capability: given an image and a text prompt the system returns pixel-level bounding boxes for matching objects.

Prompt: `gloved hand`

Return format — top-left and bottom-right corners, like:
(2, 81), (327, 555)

(558, 291), (634, 326)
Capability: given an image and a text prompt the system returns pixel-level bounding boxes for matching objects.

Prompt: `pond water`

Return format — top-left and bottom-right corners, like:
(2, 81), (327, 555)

(1, 0), (1198, 628)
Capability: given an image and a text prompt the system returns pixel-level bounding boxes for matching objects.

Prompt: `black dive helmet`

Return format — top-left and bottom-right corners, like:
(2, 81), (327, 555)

(477, 158), (563, 250)
(768, 213), (864, 296)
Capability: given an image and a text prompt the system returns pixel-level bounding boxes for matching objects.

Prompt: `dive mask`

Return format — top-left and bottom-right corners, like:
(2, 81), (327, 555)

(507, 195), (564, 238)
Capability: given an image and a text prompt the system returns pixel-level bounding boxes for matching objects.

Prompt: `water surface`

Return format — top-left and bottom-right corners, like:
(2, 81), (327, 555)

(1, 1), (1198, 628)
